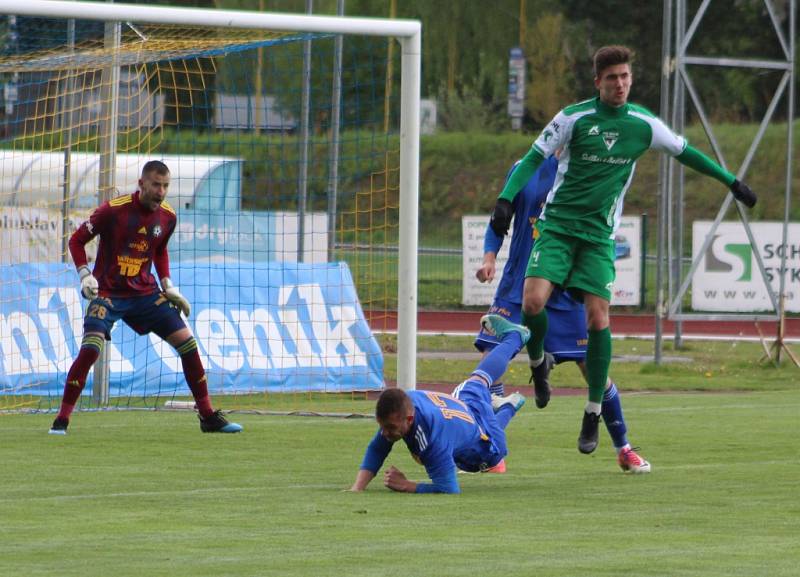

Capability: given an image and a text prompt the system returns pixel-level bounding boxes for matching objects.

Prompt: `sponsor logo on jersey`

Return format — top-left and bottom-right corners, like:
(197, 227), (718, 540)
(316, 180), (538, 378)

(581, 153), (633, 165)
(588, 125), (600, 136)
(602, 130), (619, 151)
(117, 254), (148, 277)
(128, 240), (149, 252)
(138, 226), (147, 234)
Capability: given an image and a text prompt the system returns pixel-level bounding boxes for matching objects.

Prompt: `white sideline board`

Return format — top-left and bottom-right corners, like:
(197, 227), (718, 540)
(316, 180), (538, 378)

(462, 215), (642, 307)
(692, 221), (800, 312)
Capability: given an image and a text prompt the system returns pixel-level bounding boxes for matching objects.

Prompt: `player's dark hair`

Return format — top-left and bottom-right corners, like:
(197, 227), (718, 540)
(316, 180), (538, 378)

(375, 388), (411, 421)
(141, 160), (170, 177)
(593, 45), (634, 78)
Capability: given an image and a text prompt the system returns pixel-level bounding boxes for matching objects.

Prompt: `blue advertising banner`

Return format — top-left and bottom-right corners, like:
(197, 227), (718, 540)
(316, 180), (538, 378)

(0, 262), (383, 395)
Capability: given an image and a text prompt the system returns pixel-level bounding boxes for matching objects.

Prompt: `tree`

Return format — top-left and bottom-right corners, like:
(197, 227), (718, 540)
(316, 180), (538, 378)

(524, 12), (575, 126)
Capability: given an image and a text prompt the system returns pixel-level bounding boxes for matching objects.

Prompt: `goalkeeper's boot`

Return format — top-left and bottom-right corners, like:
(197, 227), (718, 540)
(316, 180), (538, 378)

(577, 411), (601, 454)
(529, 352), (554, 409)
(479, 314), (531, 345)
(491, 392), (526, 413)
(199, 410), (243, 433)
(617, 447), (651, 474)
(48, 417), (69, 435)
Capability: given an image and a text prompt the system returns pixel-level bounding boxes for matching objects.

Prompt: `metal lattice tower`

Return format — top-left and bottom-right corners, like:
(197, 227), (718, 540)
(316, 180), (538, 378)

(655, 0), (796, 363)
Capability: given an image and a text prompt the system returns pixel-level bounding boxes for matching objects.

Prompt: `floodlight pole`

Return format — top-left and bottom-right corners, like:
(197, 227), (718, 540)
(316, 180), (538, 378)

(655, 0), (673, 364)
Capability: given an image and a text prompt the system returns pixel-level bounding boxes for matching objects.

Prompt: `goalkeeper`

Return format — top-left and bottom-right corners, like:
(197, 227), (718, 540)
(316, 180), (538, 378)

(48, 160), (242, 435)
(489, 45), (757, 455)
(350, 315), (529, 494)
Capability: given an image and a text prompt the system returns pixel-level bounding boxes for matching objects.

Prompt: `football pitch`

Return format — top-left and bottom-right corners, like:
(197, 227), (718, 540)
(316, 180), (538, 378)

(2, 389), (798, 577)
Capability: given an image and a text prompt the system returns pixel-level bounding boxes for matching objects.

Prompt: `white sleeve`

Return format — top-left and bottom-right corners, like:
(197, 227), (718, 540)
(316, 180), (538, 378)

(645, 114), (686, 156)
(532, 110), (571, 157)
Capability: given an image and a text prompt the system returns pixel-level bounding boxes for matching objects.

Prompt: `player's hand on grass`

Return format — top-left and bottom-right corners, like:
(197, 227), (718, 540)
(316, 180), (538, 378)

(489, 198), (513, 237)
(384, 465), (416, 493)
(78, 266), (98, 299)
(730, 179), (756, 208)
(161, 277), (191, 317)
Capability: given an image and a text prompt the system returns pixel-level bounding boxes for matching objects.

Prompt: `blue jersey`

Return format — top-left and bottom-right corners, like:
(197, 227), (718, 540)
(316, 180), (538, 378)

(484, 156), (557, 305)
(360, 390), (501, 494)
(483, 156), (580, 312)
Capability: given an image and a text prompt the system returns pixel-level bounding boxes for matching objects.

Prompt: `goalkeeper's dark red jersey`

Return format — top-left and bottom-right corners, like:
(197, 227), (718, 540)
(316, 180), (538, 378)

(69, 191), (177, 298)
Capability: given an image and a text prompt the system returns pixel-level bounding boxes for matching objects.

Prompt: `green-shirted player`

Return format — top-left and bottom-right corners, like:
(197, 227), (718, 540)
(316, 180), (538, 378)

(489, 45), (757, 455)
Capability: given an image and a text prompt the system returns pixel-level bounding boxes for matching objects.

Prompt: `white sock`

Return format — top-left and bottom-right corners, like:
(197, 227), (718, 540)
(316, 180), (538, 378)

(585, 401), (602, 415)
(529, 356), (544, 368)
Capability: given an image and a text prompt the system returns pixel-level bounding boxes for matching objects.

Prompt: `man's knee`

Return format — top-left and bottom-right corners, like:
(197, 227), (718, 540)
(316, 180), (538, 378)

(521, 296), (543, 316)
(165, 327), (192, 347)
(522, 279), (550, 316)
(584, 296), (610, 330)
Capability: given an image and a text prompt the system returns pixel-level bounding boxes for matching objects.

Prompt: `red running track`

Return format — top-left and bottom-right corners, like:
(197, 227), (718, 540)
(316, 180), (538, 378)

(365, 310), (800, 339)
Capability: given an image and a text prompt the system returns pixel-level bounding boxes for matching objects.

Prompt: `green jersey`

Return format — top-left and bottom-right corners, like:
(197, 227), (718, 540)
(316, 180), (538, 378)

(500, 96), (734, 243)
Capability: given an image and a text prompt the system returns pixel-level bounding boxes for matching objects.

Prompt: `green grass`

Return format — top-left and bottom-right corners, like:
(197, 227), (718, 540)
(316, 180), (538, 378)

(2, 388), (798, 577)
(381, 335), (800, 391)
(3, 338), (799, 576)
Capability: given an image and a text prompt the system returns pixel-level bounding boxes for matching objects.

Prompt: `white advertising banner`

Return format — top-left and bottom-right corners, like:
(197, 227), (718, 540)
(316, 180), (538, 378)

(0, 206), (327, 265)
(462, 215), (641, 307)
(611, 216), (642, 306)
(0, 206), (89, 264)
(461, 216), (512, 306)
(691, 221), (799, 312)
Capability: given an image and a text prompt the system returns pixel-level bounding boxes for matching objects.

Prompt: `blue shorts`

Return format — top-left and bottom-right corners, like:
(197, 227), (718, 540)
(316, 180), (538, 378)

(83, 292), (186, 340)
(451, 380), (506, 472)
(474, 296), (587, 363)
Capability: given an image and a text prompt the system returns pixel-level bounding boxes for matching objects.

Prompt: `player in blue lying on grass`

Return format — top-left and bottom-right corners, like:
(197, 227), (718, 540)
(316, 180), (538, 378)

(475, 154), (650, 473)
(349, 315), (529, 494)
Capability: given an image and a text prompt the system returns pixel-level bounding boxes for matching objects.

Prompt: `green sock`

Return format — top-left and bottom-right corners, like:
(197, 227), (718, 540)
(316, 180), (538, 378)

(521, 309), (548, 361)
(586, 327), (612, 404)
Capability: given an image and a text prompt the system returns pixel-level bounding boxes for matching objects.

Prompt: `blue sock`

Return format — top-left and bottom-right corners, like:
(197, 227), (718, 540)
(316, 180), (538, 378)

(489, 381), (505, 396)
(473, 332), (523, 384)
(495, 404), (516, 430)
(601, 383), (628, 449)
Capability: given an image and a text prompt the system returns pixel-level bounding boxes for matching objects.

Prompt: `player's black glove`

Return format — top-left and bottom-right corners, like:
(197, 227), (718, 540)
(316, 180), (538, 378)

(489, 198), (514, 237)
(730, 179), (756, 208)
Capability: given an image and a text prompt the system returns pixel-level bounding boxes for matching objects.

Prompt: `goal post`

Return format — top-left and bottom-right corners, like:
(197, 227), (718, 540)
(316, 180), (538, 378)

(0, 0), (421, 412)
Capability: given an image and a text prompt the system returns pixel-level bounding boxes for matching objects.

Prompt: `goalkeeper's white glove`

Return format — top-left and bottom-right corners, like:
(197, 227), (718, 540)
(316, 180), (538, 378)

(77, 266), (98, 300)
(161, 277), (191, 317)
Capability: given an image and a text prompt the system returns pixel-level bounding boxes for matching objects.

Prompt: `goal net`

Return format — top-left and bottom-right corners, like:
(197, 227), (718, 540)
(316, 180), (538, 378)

(0, 4), (421, 413)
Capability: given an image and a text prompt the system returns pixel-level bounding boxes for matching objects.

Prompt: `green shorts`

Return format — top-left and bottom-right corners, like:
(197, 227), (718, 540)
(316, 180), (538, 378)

(525, 226), (616, 301)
